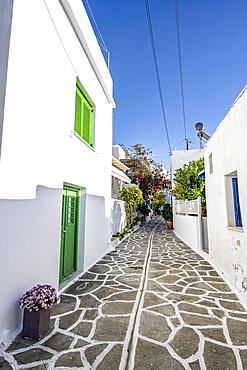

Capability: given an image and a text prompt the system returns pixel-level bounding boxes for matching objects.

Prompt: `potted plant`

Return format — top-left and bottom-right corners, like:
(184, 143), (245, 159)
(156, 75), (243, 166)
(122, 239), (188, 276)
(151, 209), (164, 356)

(162, 204), (173, 230)
(20, 284), (57, 340)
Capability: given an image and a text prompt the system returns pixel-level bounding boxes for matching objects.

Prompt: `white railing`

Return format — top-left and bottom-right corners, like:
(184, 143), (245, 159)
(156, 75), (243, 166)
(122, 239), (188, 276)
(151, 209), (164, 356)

(174, 197), (201, 216)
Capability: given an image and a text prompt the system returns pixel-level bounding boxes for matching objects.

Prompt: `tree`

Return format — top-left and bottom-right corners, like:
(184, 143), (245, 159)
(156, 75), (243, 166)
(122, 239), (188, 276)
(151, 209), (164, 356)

(173, 158), (206, 206)
(124, 144), (167, 201)
(120, 186), (143, 228)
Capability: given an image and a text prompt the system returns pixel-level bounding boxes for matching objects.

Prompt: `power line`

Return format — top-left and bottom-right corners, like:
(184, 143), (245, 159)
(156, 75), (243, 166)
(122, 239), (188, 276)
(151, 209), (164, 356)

(174, 0), (188, 146)
(83, 0), (110, 67)
(144, 0), (172, 154)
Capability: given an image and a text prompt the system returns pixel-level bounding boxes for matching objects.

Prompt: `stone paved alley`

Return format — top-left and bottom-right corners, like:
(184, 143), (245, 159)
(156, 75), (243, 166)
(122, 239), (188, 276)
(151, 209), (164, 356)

(1, 219), (247, 369)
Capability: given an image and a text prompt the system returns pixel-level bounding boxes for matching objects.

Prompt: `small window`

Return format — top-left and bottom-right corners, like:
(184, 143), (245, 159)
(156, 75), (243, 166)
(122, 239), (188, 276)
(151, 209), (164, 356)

(209, 153), (213, 174)
(232, 177), (242, 227)
(74, 83), (94, 147)
(225, 172), (243, 228)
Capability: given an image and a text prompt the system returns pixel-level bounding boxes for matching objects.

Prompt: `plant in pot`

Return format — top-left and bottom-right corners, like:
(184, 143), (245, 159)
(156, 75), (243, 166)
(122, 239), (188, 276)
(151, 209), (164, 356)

(162, 204), (173, 230)
(20, 284), (57, 340)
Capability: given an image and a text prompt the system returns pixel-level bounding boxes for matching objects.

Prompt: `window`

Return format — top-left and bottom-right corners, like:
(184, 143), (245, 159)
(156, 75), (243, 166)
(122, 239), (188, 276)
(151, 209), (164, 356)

(225, 172), (243, 229)
(74, 82), (94, 147)
(209, 153), (213, 174)
(232, 177), (242, 227)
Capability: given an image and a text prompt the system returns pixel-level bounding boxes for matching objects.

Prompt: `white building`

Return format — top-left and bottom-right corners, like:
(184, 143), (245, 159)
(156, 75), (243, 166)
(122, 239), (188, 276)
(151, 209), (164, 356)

(0, 0), (115, 344)
(171, 86), (247, 307)
(205, 85), (247, 305)
(111, 154), (131, 235)
(112, 144), (129, 161)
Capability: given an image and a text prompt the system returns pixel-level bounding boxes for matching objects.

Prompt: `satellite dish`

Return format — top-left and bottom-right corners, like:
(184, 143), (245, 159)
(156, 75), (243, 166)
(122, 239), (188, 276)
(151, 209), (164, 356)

(195, 122), (204, 132)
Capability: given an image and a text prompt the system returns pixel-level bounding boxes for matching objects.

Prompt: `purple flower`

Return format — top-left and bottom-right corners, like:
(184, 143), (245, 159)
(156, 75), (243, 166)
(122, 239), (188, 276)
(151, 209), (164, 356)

(20, 284), (57, 312)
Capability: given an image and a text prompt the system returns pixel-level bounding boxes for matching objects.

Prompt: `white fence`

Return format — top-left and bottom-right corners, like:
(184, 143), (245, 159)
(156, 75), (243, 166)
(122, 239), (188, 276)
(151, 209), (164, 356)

(174, 197), (208, 253)
(174, 198), (201, 216)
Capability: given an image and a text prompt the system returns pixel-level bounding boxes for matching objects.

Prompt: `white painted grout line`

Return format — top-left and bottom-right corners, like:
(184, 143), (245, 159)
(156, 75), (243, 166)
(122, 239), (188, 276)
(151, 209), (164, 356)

(121, 222), (160, 370)
(3, 222), (247, 369)
(174, 231), (247, 312)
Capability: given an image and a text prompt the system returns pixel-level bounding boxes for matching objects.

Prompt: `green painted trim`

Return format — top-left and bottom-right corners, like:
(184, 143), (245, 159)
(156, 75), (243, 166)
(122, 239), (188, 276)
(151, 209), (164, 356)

(74, 79), (95, 148)
(59, 183), (81, 282)
(63, 183), (81, 192)
(76, 77), (95, 107)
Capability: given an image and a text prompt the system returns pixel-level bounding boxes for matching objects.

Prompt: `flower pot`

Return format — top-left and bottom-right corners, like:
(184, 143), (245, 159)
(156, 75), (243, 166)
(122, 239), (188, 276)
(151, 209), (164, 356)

(201, 207), (207, 217)
(22, 308), (50, 340)
(166, 220), (173, 230)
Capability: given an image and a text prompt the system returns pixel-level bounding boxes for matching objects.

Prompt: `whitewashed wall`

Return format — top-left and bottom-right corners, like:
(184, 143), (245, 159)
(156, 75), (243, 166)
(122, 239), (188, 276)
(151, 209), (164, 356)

(0, 0), (114, 343)
(174, 214), (200, 252)
(0, 0), (114, 199)
(0, 186), (61, 344)
(0, 0), (114, 267)
(205, 85), (247, 306)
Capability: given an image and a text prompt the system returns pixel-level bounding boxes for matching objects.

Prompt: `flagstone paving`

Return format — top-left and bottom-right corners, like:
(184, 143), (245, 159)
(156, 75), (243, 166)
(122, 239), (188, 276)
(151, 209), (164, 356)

(1, 219), (247, 369)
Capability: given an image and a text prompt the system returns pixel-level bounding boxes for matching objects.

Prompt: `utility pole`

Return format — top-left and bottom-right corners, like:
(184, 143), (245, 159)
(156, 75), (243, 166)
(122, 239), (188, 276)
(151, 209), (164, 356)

(184, 138), (192, 150)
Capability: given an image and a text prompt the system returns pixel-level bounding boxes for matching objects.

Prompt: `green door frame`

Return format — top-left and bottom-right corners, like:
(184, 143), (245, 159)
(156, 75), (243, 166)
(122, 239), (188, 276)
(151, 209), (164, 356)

(59, 183), (81, 282)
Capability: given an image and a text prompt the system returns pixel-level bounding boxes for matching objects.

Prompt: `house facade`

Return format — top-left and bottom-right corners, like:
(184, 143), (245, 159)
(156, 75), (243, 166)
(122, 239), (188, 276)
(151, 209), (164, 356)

(0, 0), (114, 344)
(171, 86), (247, 307)
(204, 85), (247, 305)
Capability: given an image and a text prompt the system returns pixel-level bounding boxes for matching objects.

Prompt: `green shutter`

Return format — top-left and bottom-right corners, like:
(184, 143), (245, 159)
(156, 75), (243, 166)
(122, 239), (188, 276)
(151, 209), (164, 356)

(74, 83), (94, 146)
(82, 100), (91, 145)
(74, 89), (82, 136)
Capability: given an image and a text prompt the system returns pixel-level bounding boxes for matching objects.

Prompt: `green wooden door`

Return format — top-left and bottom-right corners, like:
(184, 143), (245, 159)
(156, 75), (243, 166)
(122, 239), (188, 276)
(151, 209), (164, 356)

(60, 186), (80, 281)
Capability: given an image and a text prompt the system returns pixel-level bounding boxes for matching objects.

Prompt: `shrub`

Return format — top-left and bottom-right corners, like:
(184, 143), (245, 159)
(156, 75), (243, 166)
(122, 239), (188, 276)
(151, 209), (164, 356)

(120, 186), (143, 227)
(173, 158), (206, 206)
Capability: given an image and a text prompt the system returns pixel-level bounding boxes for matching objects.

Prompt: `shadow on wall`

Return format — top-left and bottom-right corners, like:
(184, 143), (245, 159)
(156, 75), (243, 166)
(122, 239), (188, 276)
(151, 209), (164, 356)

(111, 199), (125, 234)
(84, 193), (111, 270)
(0, 185), (62, 344)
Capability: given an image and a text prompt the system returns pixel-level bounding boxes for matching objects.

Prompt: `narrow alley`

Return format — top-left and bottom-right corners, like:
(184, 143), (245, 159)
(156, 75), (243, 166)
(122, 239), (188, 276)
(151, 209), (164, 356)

(1, 219), (247, 369)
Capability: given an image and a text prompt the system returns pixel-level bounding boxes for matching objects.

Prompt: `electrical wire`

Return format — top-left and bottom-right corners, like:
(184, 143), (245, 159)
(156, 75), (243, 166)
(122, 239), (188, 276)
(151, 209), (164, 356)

(83, 0), (110, 67)
(144, 0), (172, 154)
(174, 0), (187, 142)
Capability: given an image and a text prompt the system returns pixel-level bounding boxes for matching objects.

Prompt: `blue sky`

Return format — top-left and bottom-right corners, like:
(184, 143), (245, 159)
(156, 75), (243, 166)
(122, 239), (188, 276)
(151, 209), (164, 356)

(85, 0), (247, 167)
